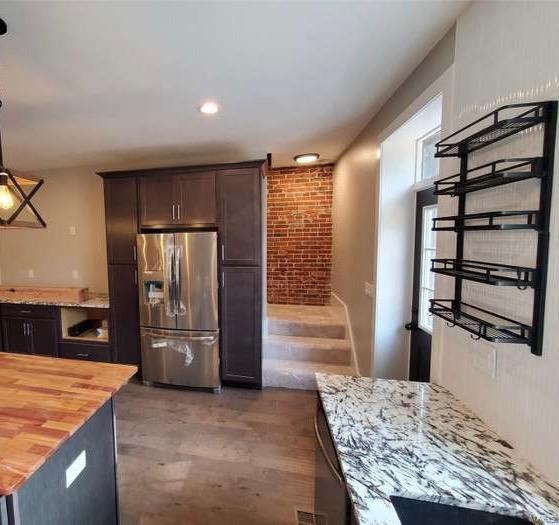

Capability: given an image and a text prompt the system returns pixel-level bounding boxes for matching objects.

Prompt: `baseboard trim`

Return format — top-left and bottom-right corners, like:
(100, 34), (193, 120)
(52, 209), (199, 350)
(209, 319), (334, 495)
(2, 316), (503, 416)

(330, 292), (361, 377)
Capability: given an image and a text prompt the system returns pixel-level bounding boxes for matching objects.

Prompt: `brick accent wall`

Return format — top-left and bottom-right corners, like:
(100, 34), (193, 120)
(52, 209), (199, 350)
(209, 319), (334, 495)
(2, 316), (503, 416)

(267, 165), (334, 305)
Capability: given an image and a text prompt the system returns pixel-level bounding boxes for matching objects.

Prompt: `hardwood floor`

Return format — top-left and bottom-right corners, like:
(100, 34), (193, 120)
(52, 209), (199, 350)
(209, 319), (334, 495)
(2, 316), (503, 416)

(115, 381), (317, 524)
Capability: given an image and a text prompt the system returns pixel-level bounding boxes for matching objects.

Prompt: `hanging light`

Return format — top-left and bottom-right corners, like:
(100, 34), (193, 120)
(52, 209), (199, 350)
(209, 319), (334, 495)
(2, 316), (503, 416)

(0, 18), (46, 228)
(0, 171), (14, 210)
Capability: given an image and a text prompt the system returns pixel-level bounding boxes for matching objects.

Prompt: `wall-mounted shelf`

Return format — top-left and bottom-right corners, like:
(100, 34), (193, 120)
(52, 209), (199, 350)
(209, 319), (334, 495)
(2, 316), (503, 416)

(430, 100), (557, 356)
(431, 259), (537, 288)
(432, 210), (540, 232)
(435, 102), (548, 158)
(434, 158), (545, 196)
(429, 299), (532, 345)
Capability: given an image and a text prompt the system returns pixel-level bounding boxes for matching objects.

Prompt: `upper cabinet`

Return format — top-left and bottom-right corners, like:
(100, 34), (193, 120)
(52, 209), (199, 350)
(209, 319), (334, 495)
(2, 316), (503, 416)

(175, 171), (216, 226)
(139, 171), (216, 228)
(217, 168), (262, 266)
(104, 177), (138, 265)
(138, 175), (174, 227)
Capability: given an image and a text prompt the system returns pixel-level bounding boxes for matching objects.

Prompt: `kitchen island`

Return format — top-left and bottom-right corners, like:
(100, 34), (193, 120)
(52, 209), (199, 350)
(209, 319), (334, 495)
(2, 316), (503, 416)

(316, 373), (559, 525)
(0, 353), (136, 525)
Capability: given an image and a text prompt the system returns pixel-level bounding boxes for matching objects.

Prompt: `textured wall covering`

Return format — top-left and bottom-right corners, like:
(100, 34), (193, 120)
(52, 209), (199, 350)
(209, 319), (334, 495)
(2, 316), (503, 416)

(267, 165), (333, 305)
(431, 0), (559, 484)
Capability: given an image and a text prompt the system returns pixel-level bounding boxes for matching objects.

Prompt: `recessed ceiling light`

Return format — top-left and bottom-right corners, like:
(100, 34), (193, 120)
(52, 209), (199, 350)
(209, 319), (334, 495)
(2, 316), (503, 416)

(294, 153), (319, 164)
(199, 101), (220, 115)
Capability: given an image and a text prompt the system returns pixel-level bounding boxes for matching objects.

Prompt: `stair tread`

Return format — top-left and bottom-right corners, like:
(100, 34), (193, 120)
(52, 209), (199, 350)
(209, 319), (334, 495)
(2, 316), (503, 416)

(263, 358), (354, 375)
(264, 334), (351, 350)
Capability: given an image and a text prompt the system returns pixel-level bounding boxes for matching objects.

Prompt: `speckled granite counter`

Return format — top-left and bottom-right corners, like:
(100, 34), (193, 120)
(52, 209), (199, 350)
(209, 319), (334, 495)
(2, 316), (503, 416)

(316, 374), (559, 525)
(0, 294), (109, 309)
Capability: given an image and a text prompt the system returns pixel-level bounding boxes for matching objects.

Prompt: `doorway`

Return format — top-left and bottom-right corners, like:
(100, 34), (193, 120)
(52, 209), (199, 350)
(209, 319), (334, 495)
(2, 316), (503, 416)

(375, 94), (442, 380)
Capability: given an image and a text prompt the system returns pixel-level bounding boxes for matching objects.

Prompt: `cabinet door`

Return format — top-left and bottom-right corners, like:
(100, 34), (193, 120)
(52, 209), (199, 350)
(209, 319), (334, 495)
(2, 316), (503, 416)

(221, 266), (262, 387)
(109, 264), (140, 365)
(175, 171), (216, 225)
(139, 175), (175, 227)
(217, 168), (261, 266)
(29, 319), (58, 357)
(2, 318), (30, 354)
(104, 177), (138, 264)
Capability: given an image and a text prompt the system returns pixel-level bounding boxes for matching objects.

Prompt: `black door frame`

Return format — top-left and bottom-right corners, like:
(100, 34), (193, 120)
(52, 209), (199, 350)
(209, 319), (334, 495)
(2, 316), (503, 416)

(408, 187), (437, 382)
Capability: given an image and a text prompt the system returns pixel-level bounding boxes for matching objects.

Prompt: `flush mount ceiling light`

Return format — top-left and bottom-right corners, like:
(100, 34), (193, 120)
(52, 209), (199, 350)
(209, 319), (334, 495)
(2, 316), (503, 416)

(199, 101), (220, 115)
(0, 21), (46, 229)
(294, 153), (320, 165)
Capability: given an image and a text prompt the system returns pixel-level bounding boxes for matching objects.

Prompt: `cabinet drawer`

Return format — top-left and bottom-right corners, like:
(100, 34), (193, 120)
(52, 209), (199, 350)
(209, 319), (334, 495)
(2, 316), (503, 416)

(1, 303), (58, 319)
(59, 342), (112, 363)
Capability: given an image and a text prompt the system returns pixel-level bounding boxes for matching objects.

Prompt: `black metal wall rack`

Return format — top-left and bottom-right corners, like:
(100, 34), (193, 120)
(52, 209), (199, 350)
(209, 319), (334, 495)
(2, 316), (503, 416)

(429, 101), (557, 356)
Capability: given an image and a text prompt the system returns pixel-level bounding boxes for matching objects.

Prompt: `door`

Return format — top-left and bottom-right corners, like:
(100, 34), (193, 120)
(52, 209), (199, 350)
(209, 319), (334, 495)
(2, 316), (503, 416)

(140, 327), (220, 388)
(29, 319), (58, 356)
(175, 171), (217, 226)
(217, 168), (261, 266)
(104, 177), (138, 264)
(408, 188), (437, 382)
(137, 233), (176, 330)
(2, 318), (30, 354)
(175, 232), (219, 331)
(139, 175), (174, 227)
(220, 266), (262, 386)
(109, 264), (141, 365)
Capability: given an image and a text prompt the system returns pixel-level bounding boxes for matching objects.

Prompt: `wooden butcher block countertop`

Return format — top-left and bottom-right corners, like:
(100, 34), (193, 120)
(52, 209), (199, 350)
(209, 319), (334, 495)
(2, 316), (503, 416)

(0, 353), (136, 495)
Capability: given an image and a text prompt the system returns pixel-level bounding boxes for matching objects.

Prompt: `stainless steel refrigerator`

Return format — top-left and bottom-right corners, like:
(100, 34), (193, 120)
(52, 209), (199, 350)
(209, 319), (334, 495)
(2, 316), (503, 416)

(137, 231), (220, 391)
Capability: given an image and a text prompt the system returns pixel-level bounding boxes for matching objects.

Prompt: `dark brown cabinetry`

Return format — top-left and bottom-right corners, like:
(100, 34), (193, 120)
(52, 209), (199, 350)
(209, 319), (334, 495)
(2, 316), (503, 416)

(139, 171), (216, 228)
(104, 176), (141, 366)
(139, 175), (175, 227)
(217, 168), (261, 266)
(104, 177), (138, 265)
(2, 314), (58, 357)
(99, 160), (265, 386)
(220, 266), (262, 386)
(108, 264), (140, 365)
(175, 171), (216, 225)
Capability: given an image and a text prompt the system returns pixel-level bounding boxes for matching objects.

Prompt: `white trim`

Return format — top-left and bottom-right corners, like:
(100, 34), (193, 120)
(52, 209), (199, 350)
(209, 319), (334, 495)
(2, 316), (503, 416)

(412, 177), (437, 192)
(331, 291), (361, 377)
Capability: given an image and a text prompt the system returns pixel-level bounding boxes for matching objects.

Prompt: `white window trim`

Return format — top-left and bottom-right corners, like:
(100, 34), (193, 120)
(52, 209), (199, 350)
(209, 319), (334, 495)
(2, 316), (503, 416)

(418, 204), (438, 333)
(415, 125), (441, 184)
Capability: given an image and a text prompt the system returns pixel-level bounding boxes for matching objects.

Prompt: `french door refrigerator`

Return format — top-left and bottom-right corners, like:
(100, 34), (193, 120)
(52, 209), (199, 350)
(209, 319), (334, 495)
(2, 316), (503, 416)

(137, 231), (220, 391)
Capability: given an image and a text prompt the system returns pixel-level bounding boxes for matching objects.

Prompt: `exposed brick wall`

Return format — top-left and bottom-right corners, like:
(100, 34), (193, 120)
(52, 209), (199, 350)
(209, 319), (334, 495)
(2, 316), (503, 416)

(267, 165), (333, 306)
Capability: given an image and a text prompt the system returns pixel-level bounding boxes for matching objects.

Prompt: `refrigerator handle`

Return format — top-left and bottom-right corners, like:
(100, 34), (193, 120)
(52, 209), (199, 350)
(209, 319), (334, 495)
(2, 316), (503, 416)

(175, 245), (185, 315)
(166, 244), (176, 316)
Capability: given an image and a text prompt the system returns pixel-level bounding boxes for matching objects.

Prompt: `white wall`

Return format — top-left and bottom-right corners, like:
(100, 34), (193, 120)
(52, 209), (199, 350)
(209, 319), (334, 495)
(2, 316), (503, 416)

(375, 96), (442, 379)
(331, 27), (456, 376)
(431, 0), (559, 484)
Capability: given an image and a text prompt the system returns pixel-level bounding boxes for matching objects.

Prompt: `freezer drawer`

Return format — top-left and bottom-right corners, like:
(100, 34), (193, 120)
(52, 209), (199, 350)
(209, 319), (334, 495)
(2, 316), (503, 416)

(140, 327), (220, 389)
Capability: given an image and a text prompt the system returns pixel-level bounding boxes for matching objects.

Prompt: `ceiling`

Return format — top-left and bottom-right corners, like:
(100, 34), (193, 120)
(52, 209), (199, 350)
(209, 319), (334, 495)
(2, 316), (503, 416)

(0, 1), (466, 172)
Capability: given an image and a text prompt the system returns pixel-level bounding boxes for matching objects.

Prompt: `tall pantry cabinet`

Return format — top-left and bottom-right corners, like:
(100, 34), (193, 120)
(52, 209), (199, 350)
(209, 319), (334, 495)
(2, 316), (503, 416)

(99, 160), (265, 388)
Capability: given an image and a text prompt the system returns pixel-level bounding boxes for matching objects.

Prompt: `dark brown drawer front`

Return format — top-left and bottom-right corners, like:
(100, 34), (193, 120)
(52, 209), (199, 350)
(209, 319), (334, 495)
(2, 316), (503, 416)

(59, 342), (111, 363)
(1, 304), (58, 319)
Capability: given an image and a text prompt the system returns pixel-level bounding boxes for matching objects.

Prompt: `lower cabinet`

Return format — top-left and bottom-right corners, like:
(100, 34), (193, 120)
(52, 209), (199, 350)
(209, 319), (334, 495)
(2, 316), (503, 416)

(108, 264), (141, 365)
(59, 342), (112, 363)
(220, 266), (262, 387)
(2, 317), (58, 357)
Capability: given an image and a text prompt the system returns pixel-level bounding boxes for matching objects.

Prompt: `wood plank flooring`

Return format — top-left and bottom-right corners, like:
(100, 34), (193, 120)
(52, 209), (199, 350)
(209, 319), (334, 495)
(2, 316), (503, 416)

(115, 381), (317, 524)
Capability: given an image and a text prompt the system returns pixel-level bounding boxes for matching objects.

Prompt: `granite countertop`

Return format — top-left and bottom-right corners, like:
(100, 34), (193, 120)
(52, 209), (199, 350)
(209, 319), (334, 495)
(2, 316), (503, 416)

(316, 373), (559, 525)
(0, 353), (136, 495)
(0, 293), (110, 309)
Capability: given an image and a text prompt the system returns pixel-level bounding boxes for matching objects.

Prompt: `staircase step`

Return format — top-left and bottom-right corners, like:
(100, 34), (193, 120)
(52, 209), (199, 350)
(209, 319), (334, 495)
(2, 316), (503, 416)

(267, 318), (345, 339)
(263, 335), (351, 365)
(263, 359), (355, 391)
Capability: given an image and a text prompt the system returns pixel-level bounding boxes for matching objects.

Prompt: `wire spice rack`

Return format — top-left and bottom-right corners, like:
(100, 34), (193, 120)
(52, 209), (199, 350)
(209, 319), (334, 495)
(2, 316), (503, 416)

(430, 101), (557, 355)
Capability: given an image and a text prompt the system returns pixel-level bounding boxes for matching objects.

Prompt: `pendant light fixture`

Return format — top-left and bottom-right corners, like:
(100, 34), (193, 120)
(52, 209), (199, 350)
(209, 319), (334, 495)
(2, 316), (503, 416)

(0, 18), (46, 228)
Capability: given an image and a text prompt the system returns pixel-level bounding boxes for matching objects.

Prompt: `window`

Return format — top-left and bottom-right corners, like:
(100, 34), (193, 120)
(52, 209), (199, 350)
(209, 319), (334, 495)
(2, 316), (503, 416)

(419, 204), (437, 333)
(415, 127), (441, 182)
